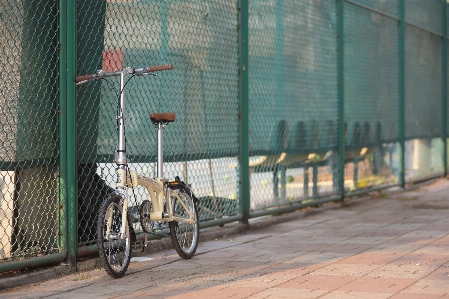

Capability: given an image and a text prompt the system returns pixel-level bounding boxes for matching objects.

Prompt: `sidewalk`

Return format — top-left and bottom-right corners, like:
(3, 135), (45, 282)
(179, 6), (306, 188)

(1, 179), (449, 298)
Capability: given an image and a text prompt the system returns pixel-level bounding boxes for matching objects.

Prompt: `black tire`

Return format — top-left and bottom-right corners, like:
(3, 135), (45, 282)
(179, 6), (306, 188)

(139, 200), (154, 233)
(97, 193), (132, 278)
(169, 191), (199, 259)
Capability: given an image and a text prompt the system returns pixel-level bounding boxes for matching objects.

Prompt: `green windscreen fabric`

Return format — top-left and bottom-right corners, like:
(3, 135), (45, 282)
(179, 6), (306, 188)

(405, 0), (442, 34)
(77, 1), (239, 164)
(248, 0), (339, 211)
(345, 2), (399, 143)
(349, 0), (399, 17)
(404, 0), (444, 181)
(1, 1), (58, 166)
(344, 1), (400, 189)
(0, 0), (60, 261)
(405, 26), (441, 140)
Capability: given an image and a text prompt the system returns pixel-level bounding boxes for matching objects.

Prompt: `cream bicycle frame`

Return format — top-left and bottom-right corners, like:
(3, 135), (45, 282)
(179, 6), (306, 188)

(101, 68), (194, 240)
(109, 171), (195, 239)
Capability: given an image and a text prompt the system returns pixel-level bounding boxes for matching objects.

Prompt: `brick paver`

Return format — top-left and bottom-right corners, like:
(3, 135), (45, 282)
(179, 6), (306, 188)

(1, 179), (449, 298)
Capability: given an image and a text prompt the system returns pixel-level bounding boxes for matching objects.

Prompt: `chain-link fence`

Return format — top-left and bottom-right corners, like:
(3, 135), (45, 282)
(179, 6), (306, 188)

(0, 0), (63, 268)
(0, 0), (448, 272)
(248, 0), (339, 213)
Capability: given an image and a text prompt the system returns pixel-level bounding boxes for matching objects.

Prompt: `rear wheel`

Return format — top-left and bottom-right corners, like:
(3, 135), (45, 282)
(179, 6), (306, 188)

(169, 191), (199, 259)
(97, 193), (132, 278)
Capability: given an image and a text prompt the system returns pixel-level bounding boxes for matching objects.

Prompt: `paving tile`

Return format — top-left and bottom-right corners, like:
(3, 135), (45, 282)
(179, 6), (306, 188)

(220, 272), (293, 289)
(397, 279), (449, 297)
(365, 243), (423, 254)
(419, 223), (449, 231)
(162, 286), (267, 299)
(122, 286), (192, 299)
(400, 230), (448, 241)
(337, 277), (414, 293)
(424, 265), (449, 280)
(323, 243), (375, 253)
(320, 290), (393, 299)
(364, 230), (414, 238)
(335, 252), (399, 265)
(367, 264), (437, 279)
(310, 263), (378, 277)
(246, 287), (328, 298)
(342, 236), (393, 245)
(389, 293), (449, 299)
(284, 252), (350, 264)
(256, 262), (324, 277)
(430, 235), (449, 247)
(278, 274), (355, 290)
(391, 251), (449, 267)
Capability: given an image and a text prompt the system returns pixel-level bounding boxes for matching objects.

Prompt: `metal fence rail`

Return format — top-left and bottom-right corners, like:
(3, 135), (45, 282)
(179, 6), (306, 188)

(0, 0), (447, 272)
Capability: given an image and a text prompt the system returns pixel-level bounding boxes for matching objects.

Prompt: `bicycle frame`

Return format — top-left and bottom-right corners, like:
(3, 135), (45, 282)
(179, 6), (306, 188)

(104, 68), (194, 240)
(77, 63), (199, 278)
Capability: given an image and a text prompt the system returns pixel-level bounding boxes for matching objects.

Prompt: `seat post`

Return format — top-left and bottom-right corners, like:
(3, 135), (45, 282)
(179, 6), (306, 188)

(150, 112), (175, 178)
(157, 122), (164, 178)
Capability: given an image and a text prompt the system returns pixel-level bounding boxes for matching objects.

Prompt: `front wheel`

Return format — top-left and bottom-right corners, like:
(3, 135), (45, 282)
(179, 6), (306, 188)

(169, 191), (199, 259)
(97, 193), (132, 278)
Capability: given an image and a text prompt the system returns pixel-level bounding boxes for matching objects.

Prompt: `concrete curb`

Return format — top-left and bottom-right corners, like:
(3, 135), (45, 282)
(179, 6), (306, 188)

(0, 264), (72, 291)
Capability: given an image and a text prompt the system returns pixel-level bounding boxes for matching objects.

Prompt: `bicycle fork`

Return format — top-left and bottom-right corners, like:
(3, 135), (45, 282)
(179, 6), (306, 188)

(105, 194), (129, 241)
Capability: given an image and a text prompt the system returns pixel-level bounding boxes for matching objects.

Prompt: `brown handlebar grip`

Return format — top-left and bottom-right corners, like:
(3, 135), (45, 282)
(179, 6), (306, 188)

(146, 64), (173, 73)
(75, 74), (94, 83)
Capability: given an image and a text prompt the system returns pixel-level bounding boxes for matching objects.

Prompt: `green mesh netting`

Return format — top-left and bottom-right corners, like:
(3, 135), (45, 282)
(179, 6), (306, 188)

(248, 0), (339, 211)
(0, 0), (60, 261)
(404, 23), (444, 181)
(344, 1), (400, 191)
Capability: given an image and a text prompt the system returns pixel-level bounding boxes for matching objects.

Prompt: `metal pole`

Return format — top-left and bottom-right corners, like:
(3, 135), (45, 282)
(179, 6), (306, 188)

(238, 0), (250, 224)
(442, 0), (447, 176)
(58, 0), (68, 261)
(275, 1), (286, 202)
(118, 72), (127, 152)
(337, 0), (345, 200)
(399, 0), (406, 187)
(66, 0), (78, 270)
(157, 123), (164, 178)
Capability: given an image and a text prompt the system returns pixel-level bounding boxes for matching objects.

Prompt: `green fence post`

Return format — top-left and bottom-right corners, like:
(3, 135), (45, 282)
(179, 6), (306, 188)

(399, 0), (405, 187)
(66, 0), (77, 270)
(442, 0), (447, 176)
(337, 0), (345, 199)
(238, 0), (250, 224)
(58, 0), (68, 261)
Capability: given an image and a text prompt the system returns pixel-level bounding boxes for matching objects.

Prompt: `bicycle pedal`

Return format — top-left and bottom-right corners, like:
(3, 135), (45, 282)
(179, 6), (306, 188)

(132, 241), (145, 253)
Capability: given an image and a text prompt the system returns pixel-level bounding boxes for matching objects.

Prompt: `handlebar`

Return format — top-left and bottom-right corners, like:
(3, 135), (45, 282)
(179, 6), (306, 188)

(146, 64), (173, 72)
(74, 74), (95, 84)
(75, 64), (173, 84)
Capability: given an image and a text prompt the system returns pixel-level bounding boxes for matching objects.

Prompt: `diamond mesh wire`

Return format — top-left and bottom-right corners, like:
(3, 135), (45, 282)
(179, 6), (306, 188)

(75, 0), (239, 245)
(344, 2), (400, 192)
(405, 0), (442, 35)
(248, 0), (339, 213)
(348, 0), (399, 18)
(1, 0), (448, 269)
(0, 0), (60, 261)
(405, 24), (444, 182)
